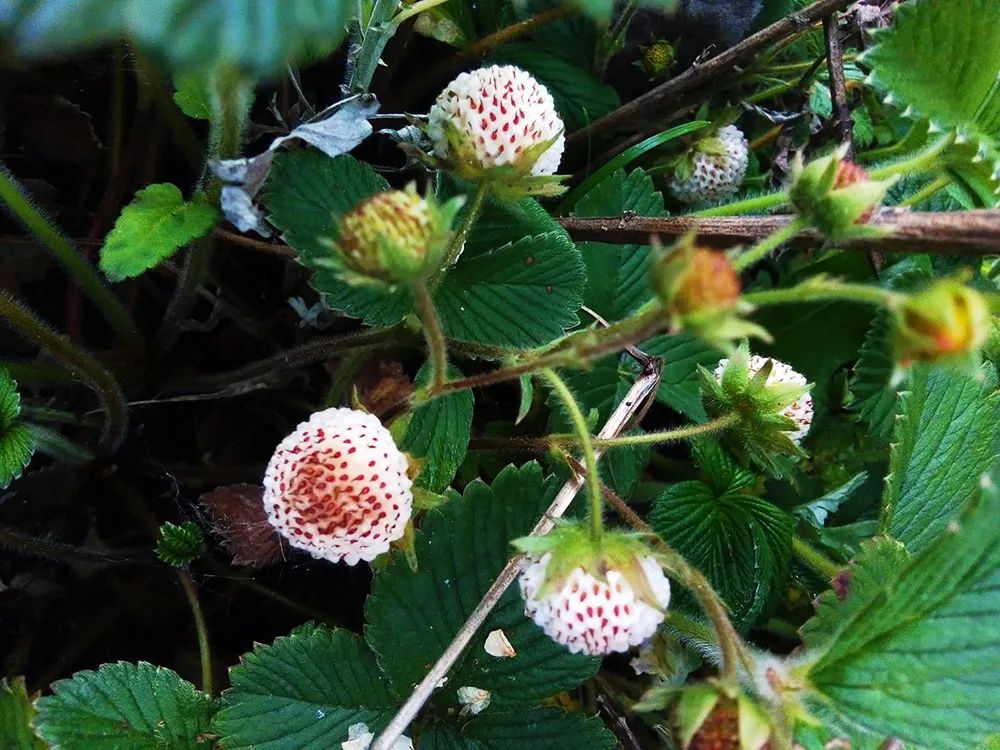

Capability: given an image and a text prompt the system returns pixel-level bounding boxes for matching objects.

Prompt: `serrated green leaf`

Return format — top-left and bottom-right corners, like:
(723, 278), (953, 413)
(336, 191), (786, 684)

(572, 168), (664, 322)
(264, 152), (412, 327)
(173, 73), (211, 119)
(434, 231), (585, 349)
(155, 521), (204, 566)
(35, 662), (215, 750)
(866, 0), (1000, 155)
(0, 677), (46, 750)
(649, 481), (793, 629)
(212, 627), (398, 750)
(364, 463), (599, 708)
(100, 184), (217, 281)
(399, 364), (474, 493)
(491, 43), (619, 131)
(419, 707), (615, 749)
(1, 0), (353, 78)
(0, 369), (34, 489)
(882, 363), (1000, 552)
(846, 311), (898, 441)
(801, 473), (1000, 750)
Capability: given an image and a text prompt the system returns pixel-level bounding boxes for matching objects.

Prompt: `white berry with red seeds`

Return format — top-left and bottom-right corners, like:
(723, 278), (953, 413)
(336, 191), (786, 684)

(714, 355), (814, 443)
(669, 125), (749, 205)
(428, 64), (565, 176)
(519, 553), (671, 656)
(263, 407), (412, 565)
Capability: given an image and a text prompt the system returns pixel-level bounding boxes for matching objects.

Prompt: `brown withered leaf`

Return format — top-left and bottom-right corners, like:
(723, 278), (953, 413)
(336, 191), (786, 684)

(200, 484), (286, 567)
(356, 360), (413, 417)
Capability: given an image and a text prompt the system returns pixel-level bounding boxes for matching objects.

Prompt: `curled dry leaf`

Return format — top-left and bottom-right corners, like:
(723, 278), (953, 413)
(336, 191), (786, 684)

(199, 483), (286, 567)
(483, 628), (516, 658)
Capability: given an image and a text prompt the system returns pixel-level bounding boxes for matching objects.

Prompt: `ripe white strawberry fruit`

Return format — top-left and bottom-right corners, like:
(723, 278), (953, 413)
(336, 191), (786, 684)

(263, 407), (412, 565)
(713, 355), (814, 443)
(518, 531), (671, 656)
(669, 125), (749, 205)
(428, 64), (565, 177)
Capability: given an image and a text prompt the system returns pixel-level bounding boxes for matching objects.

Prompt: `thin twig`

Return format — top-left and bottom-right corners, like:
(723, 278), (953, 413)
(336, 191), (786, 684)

(213, 228), (296, 257)
(369, 359), (663, 750)
(558, 210), (1000, 256)
(823, 13), (854, 159)
(565, 0), (858, 155)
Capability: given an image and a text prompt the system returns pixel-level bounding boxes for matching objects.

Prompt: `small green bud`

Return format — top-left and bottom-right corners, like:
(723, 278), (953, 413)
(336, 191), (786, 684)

(893, 279), (991, 367)
(789, 147), (896, 240)
(156, 521), (204, 567)
(640, 40), (676, 78)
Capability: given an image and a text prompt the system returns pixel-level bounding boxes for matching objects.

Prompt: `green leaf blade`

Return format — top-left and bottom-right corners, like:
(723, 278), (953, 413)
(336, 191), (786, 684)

(100, 184), (217, 282)
(1, 677), (46, 750)
(802, 472), (1000, 750)
(34, 662), (215, 750)
(883, 364), (1000, 552)
(212, 626), (398, 750)
(421, 707), (616, 749)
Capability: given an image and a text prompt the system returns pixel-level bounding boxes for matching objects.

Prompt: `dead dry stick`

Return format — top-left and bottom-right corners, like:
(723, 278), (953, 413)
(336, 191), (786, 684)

(558, 209), (1000, 256)
(565, 0), (858, 155)
(369, 360), (663, 750)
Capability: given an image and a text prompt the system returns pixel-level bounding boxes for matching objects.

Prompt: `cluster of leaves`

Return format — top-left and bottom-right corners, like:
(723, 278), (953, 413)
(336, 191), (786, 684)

(1, 0), (999, 749)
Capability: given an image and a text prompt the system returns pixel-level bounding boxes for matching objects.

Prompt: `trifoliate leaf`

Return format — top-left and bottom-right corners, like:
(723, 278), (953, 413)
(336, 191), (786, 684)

(0, 0), (353, 78)
(572, 168), (665, 322)
(865, 0), (1000, 197)
(155, 521), (204, 566)
(365, 463), (599, 708)
(492, 43), (619, 132)
(100, 184), (217, 281)
(801, 471), (1000, 750)
(0, 677), (46, 750)
(212, 626), (399, 750)
(0, 369), (34, 489)
(882, 363), (1000, 553)
(34, 662), (215, 749)
(419, 707), (615, 749)
(649, 480), (793, 630)
(398, 364), (474, 493)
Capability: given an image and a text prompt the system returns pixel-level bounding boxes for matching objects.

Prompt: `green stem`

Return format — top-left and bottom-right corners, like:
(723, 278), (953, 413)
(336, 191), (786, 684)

(23, 423), (96, 465)
(733, 218), (808, 272)
(0, 163), (141, 351)
(324, 349), (369, 408)
(0, 292), (128, 453)
(742, 280), (903, 309)
(0, 360), (73, 386)
(410, 281), (449, 390)
(594, 0), (640, 75)
(177, 572), (213, 695)
(869, 134), (956, 181)
(541, 368), (604, 540)
(792, 536), (841, 580)
(439, 181), (488, 275)
(898, 175), (953, 208)
(690, 190), (789, 218)
(582, 413), (738, 448)
(345, 0), (403, 94)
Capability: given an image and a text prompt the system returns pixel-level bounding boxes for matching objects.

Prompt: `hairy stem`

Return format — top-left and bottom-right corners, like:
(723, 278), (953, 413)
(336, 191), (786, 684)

(391, 0), (450, 27)
(345, 0), (403, 94)
(733, 217), (808, 272)
(792, 536), (842, 581)
(0, 292), (128, 453)
(870, 134), (956, 181)
(410, 281), (449, 390)
(0, 163), (141, 351)
(691, 190), (789, 218)
(439, 181), (488, 275)
(742, 280), (903, 309)
(542, 368), (603, 539)
(585, 413), (739, 448)
(177, 572), (214, 695)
